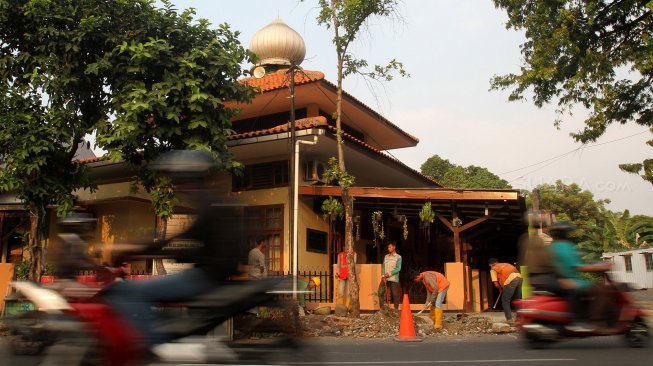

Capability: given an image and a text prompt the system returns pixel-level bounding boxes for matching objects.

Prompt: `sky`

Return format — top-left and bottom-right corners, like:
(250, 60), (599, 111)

(164, 0), (653, 216)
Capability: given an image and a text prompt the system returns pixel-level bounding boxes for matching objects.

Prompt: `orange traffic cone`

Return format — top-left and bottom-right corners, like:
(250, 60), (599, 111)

(394, 294), (422, 342)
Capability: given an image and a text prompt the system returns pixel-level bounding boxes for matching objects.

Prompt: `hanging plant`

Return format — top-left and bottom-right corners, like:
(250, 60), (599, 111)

(419, 202), (435, 225)
(452, 217), (463, 227)
(402, 216), (408, 240)
(379, 221), (385, 240)
(355, 221), (361, 242)
(321, 196), (344, 221)
(372, 210), (382, 235)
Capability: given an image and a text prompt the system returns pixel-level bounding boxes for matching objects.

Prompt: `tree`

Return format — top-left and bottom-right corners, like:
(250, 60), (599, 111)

(491, 1), (653, 183)
(420, 155), (454, 186)
(315, 0), (407, 317)
(0, 0), (253, 279)
(420, 154), (511, 189)
(579, 211), (653, 260)
(524, 180), (610, 242)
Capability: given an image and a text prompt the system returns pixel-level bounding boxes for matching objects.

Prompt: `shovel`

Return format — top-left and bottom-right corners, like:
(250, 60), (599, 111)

(415, 303), (432, 316)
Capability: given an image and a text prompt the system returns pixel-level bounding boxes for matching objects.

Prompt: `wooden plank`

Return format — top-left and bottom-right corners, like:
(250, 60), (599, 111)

(298, 186), (520, 201)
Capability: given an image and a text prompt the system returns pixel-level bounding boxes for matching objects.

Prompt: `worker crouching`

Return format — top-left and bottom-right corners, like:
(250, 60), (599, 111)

(414, 271), (450, 329)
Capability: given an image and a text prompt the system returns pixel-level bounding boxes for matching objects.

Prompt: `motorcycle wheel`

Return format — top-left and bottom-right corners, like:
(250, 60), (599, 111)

(625, 317), (649, 348)
(521, 331), (551, 349)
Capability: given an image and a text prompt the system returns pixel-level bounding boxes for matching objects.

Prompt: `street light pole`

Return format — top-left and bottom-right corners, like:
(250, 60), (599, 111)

(288, 64), (297, 298)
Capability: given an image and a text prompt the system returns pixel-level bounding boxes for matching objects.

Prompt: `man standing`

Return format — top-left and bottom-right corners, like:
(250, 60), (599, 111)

(489, 258), (522, 323)
(248, 236), (267, 279)
(414, 270), (450, 329)
(335, 249), (357, 307)
(378, 242), (402, 312)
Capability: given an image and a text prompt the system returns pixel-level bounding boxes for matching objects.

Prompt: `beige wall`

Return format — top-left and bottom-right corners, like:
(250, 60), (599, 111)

(92, 201), (155, 265)
(75, 182), (151, 202)
(297, 197), (329, 270)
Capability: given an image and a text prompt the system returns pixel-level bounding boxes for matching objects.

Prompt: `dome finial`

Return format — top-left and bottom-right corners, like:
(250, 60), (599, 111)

(249, 18), (306, 72)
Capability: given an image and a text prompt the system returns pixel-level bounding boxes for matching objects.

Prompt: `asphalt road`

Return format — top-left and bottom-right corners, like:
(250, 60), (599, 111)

(1, 333), (651, 366)
(300, 334), (652, 365)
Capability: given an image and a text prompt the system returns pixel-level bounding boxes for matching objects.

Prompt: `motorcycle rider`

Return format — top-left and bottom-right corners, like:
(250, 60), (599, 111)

(102, 150), (247, 347)
(518, 210), (562, 293)
(548, 221), (612, 332)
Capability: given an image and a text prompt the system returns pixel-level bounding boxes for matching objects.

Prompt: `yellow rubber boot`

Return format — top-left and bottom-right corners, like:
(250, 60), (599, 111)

(434, 308), (443, 329)
(429, 307), (436, 324)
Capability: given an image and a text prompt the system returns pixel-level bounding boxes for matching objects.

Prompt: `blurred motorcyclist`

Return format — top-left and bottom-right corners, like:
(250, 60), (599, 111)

(53, 212), (97, 279)
(101, 150), (246, 346)
(548, 221), (612, 332)
(518, 210), (559, 293)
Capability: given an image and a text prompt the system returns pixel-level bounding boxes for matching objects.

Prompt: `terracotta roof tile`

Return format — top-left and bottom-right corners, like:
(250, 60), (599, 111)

(239, 69), (418, 144)
(241, 70), (325, 92)
(227, 116), (328, 140)
(227, 117), (438, 186)
(77, 156), (107, 164)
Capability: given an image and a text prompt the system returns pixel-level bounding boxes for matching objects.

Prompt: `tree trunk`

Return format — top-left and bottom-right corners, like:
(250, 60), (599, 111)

(25, 206), (43, 281)
(343, 190), (360, 317)
(153, 216), (167, 275)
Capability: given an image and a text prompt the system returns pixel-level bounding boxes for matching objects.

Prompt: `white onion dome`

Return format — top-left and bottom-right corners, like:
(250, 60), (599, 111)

(249, 18), (306, 67)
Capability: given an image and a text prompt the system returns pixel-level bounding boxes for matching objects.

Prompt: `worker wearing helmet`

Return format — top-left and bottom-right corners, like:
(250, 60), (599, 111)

(297, 275), (321, 315)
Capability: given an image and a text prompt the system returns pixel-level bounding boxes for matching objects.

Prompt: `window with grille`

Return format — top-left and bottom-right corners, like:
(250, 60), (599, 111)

(306, 229), (328, 254)
(245, 205), (284, 274)
(624, 255), (633, 272)
(644, 253), (653, 272)
(233, 161), (288, 191)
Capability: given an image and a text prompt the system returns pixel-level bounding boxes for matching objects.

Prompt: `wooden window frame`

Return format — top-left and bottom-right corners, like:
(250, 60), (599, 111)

(232, 161), (289, 191)
(623, 255), (633, 272)
(245, 205), (285, 274)
(644, 253), (653, 272)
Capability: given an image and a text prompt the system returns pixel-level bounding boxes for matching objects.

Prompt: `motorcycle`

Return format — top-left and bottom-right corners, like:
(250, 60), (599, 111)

(5, 271), (309, 365)
(515, 272), (650, 349)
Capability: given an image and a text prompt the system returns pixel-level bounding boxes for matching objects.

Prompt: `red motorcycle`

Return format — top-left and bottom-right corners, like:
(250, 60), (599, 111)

(6, 272), (306, 365)
(515, 273), (650, 349)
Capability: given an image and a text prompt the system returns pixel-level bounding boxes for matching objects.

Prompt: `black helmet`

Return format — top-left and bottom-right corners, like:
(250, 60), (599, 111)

(148, 150), (217, 178)
(59, 212), (96, 226)
(59, 212), (96, 235)
(549, 221), (575, 240)
(524, 210), (552, 229)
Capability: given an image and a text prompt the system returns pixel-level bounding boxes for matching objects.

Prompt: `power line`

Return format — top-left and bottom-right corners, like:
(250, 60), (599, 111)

(500, 130), (650, 181)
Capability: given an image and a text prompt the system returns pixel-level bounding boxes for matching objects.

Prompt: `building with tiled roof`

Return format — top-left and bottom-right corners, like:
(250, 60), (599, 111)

(27, 18), (525, 314)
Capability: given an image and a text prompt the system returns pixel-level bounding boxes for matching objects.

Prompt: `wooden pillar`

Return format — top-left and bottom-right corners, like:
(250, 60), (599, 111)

(0, 213), (6, 263)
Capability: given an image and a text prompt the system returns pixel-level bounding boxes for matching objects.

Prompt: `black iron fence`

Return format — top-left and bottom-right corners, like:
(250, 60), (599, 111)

(268, 269), (332, 303)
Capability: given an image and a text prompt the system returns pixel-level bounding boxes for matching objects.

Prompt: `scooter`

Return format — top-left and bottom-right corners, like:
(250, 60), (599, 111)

(5, 273), (307, 365)
(515, 273), (650, 349)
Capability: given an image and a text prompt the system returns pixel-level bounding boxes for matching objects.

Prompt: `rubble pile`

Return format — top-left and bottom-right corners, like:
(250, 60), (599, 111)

(300, 311), (499, 338)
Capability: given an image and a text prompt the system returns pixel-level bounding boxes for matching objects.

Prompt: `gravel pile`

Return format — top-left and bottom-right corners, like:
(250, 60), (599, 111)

(300, 310), (500, 338)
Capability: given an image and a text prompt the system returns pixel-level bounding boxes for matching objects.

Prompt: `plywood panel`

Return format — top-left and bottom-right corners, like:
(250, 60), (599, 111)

(444, 262), (464, 310)
(471, 269), (481, 313)
(0, 263), (14, 314)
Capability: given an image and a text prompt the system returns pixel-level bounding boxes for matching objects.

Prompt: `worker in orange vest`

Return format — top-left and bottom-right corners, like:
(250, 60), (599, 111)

(335, 250), (357, 307)
(414, 271), (450, 329)
(488, 258), (522, 322)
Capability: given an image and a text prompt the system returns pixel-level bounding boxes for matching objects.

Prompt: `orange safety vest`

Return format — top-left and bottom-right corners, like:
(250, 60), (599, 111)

(421, 271), (450, 293)
(338, 252), (349, 279)
(493, 263), (519, 288)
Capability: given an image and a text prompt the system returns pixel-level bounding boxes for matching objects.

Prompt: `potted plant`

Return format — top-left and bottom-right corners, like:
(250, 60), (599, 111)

(419, 202), (435, 228)
(321, 196), (344, 221)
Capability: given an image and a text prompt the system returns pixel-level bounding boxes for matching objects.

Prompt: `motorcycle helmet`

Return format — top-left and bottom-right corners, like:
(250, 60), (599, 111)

(524, 209), (553, 229)
(59, 212), (97, 237)
(147, 149), (218, 178)
(549, 221), (576, 240)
